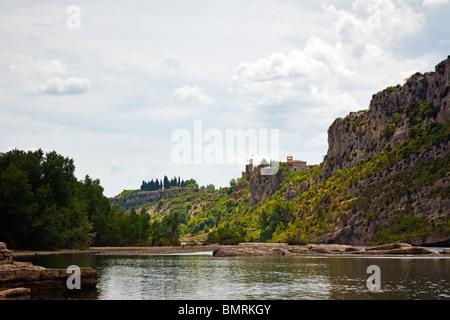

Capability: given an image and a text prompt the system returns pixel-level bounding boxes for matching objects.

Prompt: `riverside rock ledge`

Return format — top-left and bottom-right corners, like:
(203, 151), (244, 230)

(212, 242), (449, 257)
(0, 242), (100, 298)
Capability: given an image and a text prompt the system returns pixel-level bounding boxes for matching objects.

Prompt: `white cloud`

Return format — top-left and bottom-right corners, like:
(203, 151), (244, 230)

(231, 0), (428, 113)
(228, 0), (433, 162)
(324, 0), (425, 47)
(173, 85), (214, 106)
(38, 77), (91, 95)
(5, 59), (91, 95)
(230, 35), (357, 116)
(423, 0), (449, 5)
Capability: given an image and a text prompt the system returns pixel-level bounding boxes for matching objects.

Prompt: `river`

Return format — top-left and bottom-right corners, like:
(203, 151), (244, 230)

(15, 251), (450, 300)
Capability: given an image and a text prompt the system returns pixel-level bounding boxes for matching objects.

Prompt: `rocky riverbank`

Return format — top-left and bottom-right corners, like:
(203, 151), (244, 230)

(0, 242), (100, 299)
(11, 243), (450, 258)
(212, 242), (450, 257)
(12, 245), (221, 257)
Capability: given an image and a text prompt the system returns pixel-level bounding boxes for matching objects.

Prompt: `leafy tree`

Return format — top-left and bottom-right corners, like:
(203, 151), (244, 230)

(0, 164), (35, 249)
(162, 210), (181, 245)
(207, 222), (246, 245)
(259, 199), (294, 241)
(183, 178), (198, 188)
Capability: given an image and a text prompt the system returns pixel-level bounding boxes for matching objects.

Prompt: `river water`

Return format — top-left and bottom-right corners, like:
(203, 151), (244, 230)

(16, 252), (450, 300)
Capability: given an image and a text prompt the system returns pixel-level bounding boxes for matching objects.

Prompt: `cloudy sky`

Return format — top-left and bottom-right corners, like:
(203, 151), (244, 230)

(1, 0), (449, 197)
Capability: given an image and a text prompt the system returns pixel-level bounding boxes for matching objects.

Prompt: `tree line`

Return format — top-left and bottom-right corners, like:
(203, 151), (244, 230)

(140, 176), (198, 191)
(0, 149), (155, 250)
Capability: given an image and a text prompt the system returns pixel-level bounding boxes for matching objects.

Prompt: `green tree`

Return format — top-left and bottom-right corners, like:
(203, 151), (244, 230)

(259, 199), (294, 242)
(41, 151), (76, 207)
(0, 164), (35, 249)
(183, 178), (198, 188)
(161, 210), (181, 245)
(207, 222), (246, 245)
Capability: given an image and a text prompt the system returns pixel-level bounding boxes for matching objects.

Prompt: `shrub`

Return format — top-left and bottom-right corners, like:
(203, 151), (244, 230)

(381, 123), (395, 139)
(286, 235), (308, 245)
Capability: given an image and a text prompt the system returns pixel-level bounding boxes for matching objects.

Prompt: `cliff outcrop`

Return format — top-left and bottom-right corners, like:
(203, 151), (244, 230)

(267, 57), (450, 246)
(322, 56), (450, 178)
(248, 169), (283, 204)
(316, 57), (450, 246)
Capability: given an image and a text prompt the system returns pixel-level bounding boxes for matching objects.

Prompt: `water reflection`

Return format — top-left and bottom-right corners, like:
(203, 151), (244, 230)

(15, 254), (449, 300)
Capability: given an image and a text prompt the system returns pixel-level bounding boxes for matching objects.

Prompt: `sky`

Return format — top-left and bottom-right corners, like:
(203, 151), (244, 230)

(1, 0), (449, 197)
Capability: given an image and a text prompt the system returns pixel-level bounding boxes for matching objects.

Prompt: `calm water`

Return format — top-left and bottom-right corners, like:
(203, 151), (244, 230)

(16, 252), (450, 300)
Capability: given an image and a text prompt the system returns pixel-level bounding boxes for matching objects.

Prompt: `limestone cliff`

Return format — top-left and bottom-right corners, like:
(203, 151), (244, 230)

(248, 169), (283, 204)
(322, 56), (450, 178)
(315, 56), (450, 245)
(263, 57), (450, 246)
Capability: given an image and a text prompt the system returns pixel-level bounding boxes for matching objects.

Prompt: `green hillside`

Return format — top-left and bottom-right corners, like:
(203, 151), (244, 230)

(114, 57), (450, 246)
(114, 118), (449, 245)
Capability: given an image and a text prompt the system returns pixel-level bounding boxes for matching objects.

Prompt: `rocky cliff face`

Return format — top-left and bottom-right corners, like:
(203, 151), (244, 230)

(316, 57), (450, 246)
(248, 169), (283, 204)
(322, 56), (450, 178)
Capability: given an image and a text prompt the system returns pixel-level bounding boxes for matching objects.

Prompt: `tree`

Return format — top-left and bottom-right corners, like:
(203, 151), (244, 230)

(229, 178), (237, 189)
(0, 164), (35, 249)
(162, 210), (181, 245)
(207, 222), (246, 245)
(41, 151), (76, 207)
(259, 199), (294, 242)
(163, 175), (170, 189)
(183, 178), (198, 188)
(260, 158), (269, 166)
(0, 150), (99, 249)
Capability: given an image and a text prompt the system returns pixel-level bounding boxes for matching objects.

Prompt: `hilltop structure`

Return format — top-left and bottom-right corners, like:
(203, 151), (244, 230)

(243, 156), (316, 177)
(286, 156), (306, 172)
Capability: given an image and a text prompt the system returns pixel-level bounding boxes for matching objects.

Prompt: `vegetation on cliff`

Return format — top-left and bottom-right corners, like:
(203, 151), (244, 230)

(114, 57), (449, 246)
(109, 110), (448, 246)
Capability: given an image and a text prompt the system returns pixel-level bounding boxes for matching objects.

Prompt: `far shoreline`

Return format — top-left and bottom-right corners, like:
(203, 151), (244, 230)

(12, 242), (450, 258)
(12, 244), (221, 257)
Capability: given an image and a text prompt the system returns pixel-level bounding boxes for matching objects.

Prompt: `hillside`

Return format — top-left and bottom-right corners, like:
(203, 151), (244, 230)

(112, 56), (450, 246)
